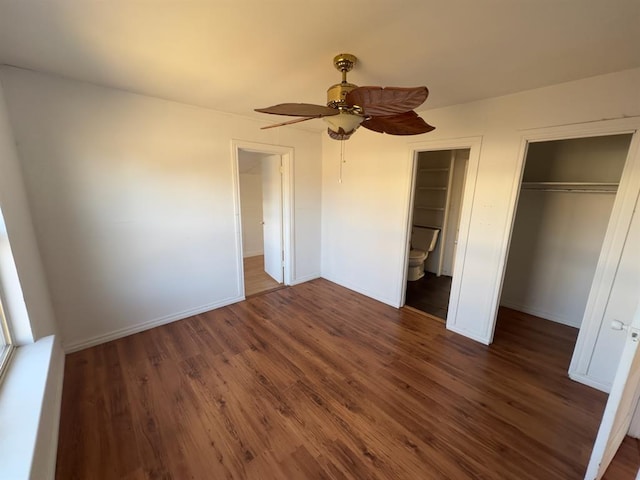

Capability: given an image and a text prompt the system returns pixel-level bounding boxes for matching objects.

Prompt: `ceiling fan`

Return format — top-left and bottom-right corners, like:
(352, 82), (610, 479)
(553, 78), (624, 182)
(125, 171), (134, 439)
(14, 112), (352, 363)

(255, 53), (435, 140)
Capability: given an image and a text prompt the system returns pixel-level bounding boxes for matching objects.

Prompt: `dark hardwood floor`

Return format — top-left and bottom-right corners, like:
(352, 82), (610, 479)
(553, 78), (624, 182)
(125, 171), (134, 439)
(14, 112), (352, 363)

(56, 279), (638, 479)
(605, 436), (640, 479)
(405, 272), (452, 319)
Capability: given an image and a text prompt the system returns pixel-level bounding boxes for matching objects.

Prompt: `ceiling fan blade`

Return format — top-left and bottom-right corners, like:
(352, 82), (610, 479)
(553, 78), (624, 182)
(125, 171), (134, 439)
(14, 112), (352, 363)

(346, 86), (429, 116)
(361, 111), (435, 135)
(260, 116), (317, 130)
(255, 103), (339, 117)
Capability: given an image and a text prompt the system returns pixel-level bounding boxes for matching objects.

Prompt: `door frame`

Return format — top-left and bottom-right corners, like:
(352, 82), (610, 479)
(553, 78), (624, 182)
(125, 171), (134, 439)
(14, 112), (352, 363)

(488, 118), (640, 392)
(231, 140), (294, 298)
(399, 137), (483, 331)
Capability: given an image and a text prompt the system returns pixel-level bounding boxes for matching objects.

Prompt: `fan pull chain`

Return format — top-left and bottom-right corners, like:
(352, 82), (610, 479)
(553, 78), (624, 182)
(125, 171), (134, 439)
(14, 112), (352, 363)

(339, 139), (346, 183)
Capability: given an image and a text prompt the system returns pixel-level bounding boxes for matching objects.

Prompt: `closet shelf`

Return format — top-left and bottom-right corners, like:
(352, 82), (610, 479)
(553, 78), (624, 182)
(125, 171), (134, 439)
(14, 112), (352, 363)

(521, 181), (619, 193)
(417, 186), (447, 191)
(415, 206), (445, 211)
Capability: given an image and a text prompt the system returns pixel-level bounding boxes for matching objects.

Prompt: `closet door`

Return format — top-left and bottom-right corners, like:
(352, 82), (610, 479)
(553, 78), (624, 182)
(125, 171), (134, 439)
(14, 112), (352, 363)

(584, 293), (640, 479)
(262, 155), (284, 283)
(583, 205), (640, 385)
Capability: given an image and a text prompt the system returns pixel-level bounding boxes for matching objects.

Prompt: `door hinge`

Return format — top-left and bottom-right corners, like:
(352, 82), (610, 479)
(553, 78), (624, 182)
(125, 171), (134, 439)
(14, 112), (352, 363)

(279, 165), (284, 174)
(631, 327), (640, 342)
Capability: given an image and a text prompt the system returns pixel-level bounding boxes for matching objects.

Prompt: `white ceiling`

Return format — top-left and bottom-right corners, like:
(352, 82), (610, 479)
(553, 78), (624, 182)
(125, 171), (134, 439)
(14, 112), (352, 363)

(0, 1), (638, 131)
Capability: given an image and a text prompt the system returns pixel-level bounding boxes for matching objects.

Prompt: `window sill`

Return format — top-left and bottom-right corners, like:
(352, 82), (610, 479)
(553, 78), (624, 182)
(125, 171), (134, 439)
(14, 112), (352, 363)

(0, 335), (64, 480)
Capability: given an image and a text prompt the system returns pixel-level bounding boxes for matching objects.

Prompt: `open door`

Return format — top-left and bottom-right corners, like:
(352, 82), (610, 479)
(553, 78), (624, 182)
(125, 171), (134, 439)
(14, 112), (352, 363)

(261, 154), (283, 283)
(585, 295), (640, 479)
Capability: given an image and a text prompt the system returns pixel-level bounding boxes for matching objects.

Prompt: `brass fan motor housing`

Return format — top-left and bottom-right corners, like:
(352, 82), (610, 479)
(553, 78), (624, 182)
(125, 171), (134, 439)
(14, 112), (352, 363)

(326, 82), (358, 108)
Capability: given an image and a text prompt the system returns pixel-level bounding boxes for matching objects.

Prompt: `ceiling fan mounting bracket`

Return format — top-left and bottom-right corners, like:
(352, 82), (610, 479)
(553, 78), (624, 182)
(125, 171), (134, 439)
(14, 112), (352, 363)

(333, 53), (357, 73)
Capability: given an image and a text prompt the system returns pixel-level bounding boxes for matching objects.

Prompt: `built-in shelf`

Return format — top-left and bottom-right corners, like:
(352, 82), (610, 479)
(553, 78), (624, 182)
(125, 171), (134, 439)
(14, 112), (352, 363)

(413, 151), (458, 277)
(521, 181), (619, 193)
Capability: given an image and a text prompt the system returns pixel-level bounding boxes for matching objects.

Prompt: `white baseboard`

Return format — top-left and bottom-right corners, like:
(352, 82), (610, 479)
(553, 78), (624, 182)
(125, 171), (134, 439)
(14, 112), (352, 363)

(289, 273), (321, 286)
(64, 295), (244, 353)
(243, 250), (263, 258)
(319, 273), (397, 308)
(499, 300), (581, 328)
(446, 324), (492, 345)
(569, 371), (611, 393)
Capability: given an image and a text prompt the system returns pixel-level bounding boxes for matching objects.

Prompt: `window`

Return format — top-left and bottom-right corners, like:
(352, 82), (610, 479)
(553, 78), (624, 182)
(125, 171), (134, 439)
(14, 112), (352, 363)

(0, 295), (13, 379)
(0, 208), (16, 380)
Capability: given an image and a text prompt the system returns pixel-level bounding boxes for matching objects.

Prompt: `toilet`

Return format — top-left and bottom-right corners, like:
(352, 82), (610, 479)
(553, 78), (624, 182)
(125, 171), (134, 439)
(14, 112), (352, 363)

(407, 226), (440, 281)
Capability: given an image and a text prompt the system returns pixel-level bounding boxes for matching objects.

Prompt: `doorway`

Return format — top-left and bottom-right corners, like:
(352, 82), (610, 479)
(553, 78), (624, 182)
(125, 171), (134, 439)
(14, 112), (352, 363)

(497, 132), (635, 383)
(233, 141), (293, 298)
(403, 148), (470, 320)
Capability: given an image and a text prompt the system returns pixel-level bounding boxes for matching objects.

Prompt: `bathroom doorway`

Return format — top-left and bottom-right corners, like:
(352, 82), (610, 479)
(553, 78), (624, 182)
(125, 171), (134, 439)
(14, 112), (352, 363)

(233, 141), (293, 298)
(403, 148), (470, 321)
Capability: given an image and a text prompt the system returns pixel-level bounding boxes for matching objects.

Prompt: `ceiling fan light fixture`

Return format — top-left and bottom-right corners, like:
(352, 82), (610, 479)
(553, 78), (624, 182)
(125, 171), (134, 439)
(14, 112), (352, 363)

(323, 112), (364, 139)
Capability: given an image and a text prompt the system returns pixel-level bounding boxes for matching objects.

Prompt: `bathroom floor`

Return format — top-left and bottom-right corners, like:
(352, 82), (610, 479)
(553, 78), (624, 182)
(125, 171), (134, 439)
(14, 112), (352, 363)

(405, 272), (452, 320)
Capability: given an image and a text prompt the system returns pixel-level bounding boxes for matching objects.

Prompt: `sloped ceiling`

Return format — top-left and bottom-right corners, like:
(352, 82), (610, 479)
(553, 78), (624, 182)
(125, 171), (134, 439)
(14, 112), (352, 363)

(0, 1), (638, 131)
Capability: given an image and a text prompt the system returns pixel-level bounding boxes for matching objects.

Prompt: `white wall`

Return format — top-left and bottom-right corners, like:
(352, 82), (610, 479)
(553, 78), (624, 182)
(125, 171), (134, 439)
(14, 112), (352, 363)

(0, 66), (322, 351)
(239, 173), (264, 257)
(321, 68), (640, 371)
(0, 79), (56, 343)
(501, 191), (616, 327)
(322, 133), (415, 305)
(522, 135), (630, 183)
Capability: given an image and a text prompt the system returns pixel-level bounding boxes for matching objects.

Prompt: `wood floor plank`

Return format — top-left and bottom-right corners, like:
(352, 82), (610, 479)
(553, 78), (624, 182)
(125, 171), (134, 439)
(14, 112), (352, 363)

(603, 436), (640, 479)
(56, 279), (637, 479)
(243, 255), (282, 297)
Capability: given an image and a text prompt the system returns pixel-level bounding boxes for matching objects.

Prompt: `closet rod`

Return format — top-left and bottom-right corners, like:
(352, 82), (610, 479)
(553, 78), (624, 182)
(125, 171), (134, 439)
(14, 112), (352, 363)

(413, 224), (441, 230)
(523, 188), (617, 194)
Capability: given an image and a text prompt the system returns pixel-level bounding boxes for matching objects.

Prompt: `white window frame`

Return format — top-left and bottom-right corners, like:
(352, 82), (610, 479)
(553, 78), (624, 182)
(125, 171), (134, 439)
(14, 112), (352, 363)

(0, 293), (14, 380)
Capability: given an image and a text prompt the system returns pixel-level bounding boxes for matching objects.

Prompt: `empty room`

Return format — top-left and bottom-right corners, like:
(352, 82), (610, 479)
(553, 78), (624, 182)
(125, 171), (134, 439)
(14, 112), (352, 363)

(0, 2), (640, 479)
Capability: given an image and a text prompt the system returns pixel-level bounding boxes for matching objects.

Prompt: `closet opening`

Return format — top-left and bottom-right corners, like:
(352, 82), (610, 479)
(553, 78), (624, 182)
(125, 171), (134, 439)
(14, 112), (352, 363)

(497, 133), (633, 369)
(404, 148), (470, 321)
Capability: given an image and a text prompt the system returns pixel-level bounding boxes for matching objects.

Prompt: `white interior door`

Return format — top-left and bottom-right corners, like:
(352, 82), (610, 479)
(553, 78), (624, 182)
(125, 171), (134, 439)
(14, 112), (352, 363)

(261, 155), (283, 283)
(584, 297), (640, 479)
